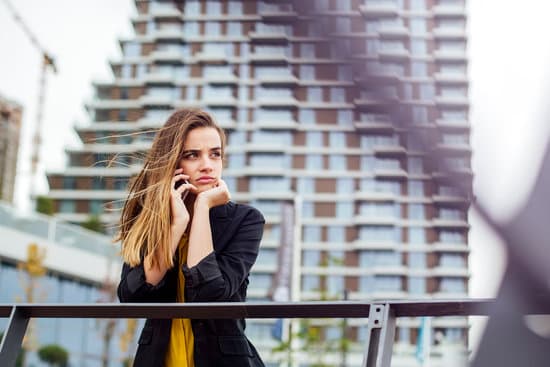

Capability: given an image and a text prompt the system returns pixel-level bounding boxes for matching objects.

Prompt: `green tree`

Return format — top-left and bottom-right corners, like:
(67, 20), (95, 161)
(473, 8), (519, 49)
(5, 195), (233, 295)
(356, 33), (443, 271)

(37, 344), (68, 367)
(81, 214), (104, 233)
(36, 196), (54, 215)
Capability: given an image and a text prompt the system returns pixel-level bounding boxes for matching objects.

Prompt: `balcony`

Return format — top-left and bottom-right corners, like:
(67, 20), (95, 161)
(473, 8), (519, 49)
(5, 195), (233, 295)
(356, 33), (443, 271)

(260, 10), (298, 22)
(434, 72), (468, 84)
(433, 49), (467, 61)
(432, 5), (467, 18)
(359, 4), (400, 18)
(249, 31), (290, 45)
(195, 51), (228, 65)
(373, 145), (407, 158)
(354, 120), (396, 134)
(433, 27), (467, 40)
(431, 217), (470, 229)
(249, 52), (289, 65)
(378, 25), (409, 39)
(257, 75), (299, 87)
(435, 95), (469, 107)
(374, 168), (408, 180)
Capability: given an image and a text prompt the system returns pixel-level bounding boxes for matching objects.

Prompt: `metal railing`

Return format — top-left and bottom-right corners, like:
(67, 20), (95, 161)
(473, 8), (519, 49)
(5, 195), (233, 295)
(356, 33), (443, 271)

(1, 299), (548, 367)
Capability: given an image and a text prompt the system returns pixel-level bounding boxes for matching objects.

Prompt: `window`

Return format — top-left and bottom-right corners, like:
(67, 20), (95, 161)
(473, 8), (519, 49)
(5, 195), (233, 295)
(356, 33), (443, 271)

(297, 177), (314, 194)
(306, 132), (323, 147)
(411, 39), (427, 55)
(440, 254), (465, 267)
(249, 274), (272, 289)
(249, 177), (291, 192)
(359, 250), (401, 267)
(410, 18), (427, 34)
(440, 278), (465, 293)
(439, 208), (462, 220)
(338, 110), (353, 126)
(59, 200), (75, 213)
(227, 22), (242, 36)
(326, 276), (345, 295)
(302, 250), (321, 266)
(250, 200), (281, 216)
(254, 66), (292, 78)
(409, 252), (426, 268)
(254, 108), (294, 122)
(249, 153), (289, 168)
(255, 249), (276, 266)
(408, 157), (424, 174)
(90, 200), (104, 215)
(227, 1), (243, 15)
(302, 275), (320, 291)
(206, 1), (222, 15)
(411, 61), (428, 77)
(359, 203), (398, 217)
(123, 42), (140, 57)
(203, 85), (233, 100)
(307, 87), (323, 102)
(256, 87), (292, 100)
(408, 227), (426, 244)
(409, 204), (425, 219)
(336, 201), (353, 218)
(329, 155), (347, 170)
(338, 65), (352, 81)
(300, 109), (315, 124)
(302, 201), (314, 218)
(227, 153), (245, 168)
(419, 84), (435, 100)
(336, 178), (354, 193)
(330, 87), (346, 103)
(408, 180), (424, 196)
(439, 230), (464, 243)
(408, 277), (426, 294)
(410, 0), (426, 10)
(183, 21), (199, 36)
(303, 225), (321, 242)
(359, 226), (399, 242)
(300, 65), (315, 80)
(305, 154), (323, 170)
(327, 226), (345, 242)
(205, 22), (221, 36)
(252, 130), (291, 145)
(63, 177), (76, 190)
(300, 43), (315, 58)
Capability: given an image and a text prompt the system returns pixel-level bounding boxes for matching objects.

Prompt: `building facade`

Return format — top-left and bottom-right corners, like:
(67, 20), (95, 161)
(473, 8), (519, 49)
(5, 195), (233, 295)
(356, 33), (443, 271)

(46, 0), (471, 365)
(0, 94), (23, 204)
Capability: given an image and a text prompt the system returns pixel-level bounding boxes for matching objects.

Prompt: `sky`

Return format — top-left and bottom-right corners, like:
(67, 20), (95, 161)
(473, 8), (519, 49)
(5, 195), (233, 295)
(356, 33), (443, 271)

(1, 0), (550, 358)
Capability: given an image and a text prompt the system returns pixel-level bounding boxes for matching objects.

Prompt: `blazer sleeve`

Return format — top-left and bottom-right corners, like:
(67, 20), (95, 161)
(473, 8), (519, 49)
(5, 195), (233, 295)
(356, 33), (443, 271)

(182, 206), (265, 302)
(117, 261), (173, 303)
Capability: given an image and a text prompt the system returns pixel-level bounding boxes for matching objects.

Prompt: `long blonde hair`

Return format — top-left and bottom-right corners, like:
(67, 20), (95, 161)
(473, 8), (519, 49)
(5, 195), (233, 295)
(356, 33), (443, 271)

(116, 109), (226, 269)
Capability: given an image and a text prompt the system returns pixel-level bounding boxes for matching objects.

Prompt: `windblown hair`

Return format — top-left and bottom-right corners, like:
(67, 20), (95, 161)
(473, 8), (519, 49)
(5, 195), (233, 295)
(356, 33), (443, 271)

(116, 109), (226, 269)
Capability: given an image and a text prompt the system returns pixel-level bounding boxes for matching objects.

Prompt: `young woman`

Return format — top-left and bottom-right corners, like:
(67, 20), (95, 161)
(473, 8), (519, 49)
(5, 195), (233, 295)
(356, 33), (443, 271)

(117, 109), (266, 367)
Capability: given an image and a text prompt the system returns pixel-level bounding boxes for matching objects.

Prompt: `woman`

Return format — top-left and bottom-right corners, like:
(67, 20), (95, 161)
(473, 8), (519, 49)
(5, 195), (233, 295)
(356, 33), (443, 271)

(117, 109), (266, 367)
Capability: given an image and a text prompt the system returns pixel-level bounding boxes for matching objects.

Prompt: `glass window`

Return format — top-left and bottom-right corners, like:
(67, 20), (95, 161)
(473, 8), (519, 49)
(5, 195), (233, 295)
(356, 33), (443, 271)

(302, 201), (314, 218)
(359, 250), (401, 267)
(410, 18), (427, 34)
(336, 178), (354, 193)
(410, 0), (426, 10)
(254, 66), (292, 78)
(250, 177), (291, 192)
(227, 1), (243, 15)
(307, 87), (323, 102)
(359, 226), (399, 242)
(59, 200), (75, 213)
(408, 180), (424, 196)
(439, 230), (464, 243)
(408, 277), (426, 294)
(123, 42), (140, 57)
(121, 64), (132, 78)
(249, 274), (273, 289)
(252, 130), (291, 145)
(327, 276), (345, 295)
(63, 177), (76, 189)
(329, 155), (347, 170)
(186, 85), (197, 100)
(338, 110), (353, 126)
(303, 225), (321, 242)
(440, 254), (465, 267)
(300, 65), (315, 80)
(250, 200), (281, 216)
(300, 43), (315, 58)
(250, 153), (289, 168)
(336, 201), (353, 218)
(419, 84), (435, 100)
(303, 249), (321, 266)
(256, 86), (293, 99)
(300, 109), (315, 124)
(330, 87), (346, 103)
(409, 204), (425, 219)
(408, 157), (424, 174)
(205, 21), (221, 36)
(203, 85), (233, 99)
(327, 226), (345, 242)
(411, 61), (428, 77)
(411, 39), (427, 54)
(439, 208), (462, 220)
(90, 200), (104, 215)
(302, 275), (320, 291)
(297, 177), (314, 194)
(440, 278), (465, 293)
(409, 252), (426, 268)
(206, 1), (222, 15)
(227, 22), (242, 36)
(183, 21), (199, 36)
(305, 154), (323, 170)
(254, 108), (294, 122)
(185, 0), (200, 14)
(408, 227), (426, 244)
(228, 153), (245, 168)
(256, 248), (277, 266)
(306, 132), (323, 147)
(338, 65), (352, 81)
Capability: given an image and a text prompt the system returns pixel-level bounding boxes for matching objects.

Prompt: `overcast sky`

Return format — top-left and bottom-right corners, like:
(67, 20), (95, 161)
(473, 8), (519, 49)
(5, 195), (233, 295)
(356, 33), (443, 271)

(2, 0), (550, 357)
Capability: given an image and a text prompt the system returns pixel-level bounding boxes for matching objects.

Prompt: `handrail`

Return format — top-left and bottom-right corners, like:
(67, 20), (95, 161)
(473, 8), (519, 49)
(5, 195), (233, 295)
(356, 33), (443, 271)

(1, 299), (549, 367)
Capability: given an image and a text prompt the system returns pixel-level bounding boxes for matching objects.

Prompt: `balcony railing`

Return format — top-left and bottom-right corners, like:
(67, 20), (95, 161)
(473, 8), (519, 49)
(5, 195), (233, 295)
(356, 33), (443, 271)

(2, 299), (548, 367)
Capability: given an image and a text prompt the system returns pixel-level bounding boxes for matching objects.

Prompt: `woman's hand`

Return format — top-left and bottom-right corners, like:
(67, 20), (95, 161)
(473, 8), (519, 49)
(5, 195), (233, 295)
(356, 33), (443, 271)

(196, 178), (231, 209)
(171, 169), (198, 228)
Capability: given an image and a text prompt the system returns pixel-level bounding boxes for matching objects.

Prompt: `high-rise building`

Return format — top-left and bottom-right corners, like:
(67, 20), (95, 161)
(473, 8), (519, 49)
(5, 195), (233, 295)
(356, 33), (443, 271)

(0, 94), (23, 204)
(47, 0), (471, 365)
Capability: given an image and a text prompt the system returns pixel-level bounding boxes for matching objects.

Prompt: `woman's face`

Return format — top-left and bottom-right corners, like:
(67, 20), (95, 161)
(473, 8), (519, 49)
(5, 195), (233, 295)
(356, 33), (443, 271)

(178, 127), (223, 193)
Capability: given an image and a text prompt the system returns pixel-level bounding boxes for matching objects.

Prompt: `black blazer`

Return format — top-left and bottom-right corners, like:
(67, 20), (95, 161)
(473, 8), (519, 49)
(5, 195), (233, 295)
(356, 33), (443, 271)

(117, 202), (266, 367)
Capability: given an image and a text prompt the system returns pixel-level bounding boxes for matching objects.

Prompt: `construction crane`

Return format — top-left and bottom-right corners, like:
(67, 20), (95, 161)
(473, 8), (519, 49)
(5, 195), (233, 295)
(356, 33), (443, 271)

(1, 0), (57, 194)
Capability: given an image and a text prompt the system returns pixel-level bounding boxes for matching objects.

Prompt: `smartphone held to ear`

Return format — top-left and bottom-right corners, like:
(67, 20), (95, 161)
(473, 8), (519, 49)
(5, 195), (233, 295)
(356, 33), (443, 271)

(175, 179), (190, 200)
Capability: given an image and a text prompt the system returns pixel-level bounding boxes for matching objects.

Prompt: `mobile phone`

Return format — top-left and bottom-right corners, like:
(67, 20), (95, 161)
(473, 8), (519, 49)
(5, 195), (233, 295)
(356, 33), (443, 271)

(175, 179), (190, 200)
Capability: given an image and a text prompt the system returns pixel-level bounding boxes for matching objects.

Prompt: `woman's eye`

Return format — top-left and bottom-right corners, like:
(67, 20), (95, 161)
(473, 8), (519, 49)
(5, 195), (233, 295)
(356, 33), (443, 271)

(211, 151), (222, 158)
(183, 152), (197, 159)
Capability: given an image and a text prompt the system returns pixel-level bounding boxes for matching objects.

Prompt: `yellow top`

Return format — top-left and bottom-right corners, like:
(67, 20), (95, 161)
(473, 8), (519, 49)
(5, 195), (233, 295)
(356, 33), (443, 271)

(165, 235), (194, 367)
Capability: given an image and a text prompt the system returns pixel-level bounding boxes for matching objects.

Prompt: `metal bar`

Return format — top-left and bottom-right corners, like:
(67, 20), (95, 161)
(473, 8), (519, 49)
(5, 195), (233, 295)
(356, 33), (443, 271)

(0, 306), (30, 367)
(362, 304), (396, 367)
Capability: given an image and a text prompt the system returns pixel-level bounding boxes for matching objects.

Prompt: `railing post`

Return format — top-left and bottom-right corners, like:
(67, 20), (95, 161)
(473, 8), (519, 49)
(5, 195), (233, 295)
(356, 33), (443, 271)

(0, 306), (30, 367)
(362, 303), (396, 367)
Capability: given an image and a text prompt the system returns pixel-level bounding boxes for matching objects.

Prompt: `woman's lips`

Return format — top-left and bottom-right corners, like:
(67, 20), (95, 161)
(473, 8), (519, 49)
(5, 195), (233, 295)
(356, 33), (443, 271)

(196, 177), (215, 184)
